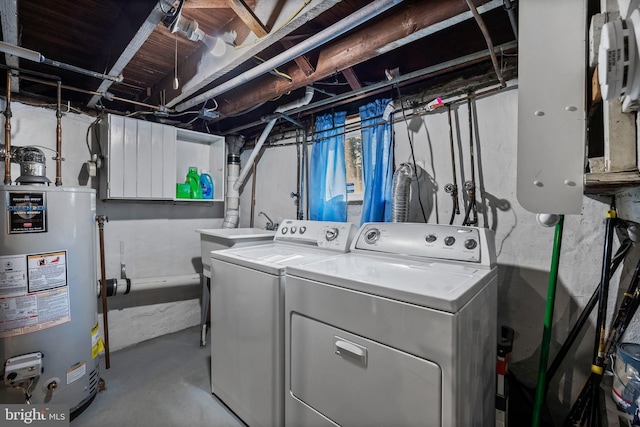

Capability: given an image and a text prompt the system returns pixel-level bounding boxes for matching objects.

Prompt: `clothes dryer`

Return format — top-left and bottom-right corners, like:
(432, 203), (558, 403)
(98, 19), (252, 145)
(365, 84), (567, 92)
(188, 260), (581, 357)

(285, 222), (498, 427)
(209, 219), (357, 427)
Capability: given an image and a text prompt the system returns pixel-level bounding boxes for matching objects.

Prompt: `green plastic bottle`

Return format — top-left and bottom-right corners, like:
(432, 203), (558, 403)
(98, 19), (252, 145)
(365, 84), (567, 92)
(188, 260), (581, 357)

(186, 167), (202, 199)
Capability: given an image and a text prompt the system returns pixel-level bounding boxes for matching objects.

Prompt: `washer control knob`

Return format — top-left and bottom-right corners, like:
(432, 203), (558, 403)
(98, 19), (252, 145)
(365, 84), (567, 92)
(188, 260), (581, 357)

(281, 227), (288, 234)
(325, 228), (339, 241)
(444, 236), (455, 246)
(291, 226), (297, 234)
(299, 226), (306, 234)
(464, 239), (478, 250)
(365, 228), (381, 244)
(425, 234), (437, 243)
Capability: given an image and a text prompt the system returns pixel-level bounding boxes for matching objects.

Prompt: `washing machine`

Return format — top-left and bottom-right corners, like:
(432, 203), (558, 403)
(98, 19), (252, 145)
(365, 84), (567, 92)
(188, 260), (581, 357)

(284, 222), (498, 427)
(209, 219), (357, 427)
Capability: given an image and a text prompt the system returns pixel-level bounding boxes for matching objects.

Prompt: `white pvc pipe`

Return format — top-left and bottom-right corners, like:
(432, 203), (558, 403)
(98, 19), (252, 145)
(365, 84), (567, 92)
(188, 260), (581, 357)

(175, 0), (403, 112)
(232, 118), (277, 192)
(232, 86), (315, 192)
(98, 274), (200, 296)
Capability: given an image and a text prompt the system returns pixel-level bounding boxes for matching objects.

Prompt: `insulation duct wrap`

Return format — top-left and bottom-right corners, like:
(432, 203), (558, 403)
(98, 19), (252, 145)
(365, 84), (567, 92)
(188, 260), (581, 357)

(391, 162), (415, 222)
(0, 144), (49, 184)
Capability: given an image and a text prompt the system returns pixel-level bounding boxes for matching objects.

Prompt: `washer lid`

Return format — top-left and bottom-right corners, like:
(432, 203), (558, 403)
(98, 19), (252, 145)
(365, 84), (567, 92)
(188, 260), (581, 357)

(287, 253), (496, 312)
(210, 243), (343, 275)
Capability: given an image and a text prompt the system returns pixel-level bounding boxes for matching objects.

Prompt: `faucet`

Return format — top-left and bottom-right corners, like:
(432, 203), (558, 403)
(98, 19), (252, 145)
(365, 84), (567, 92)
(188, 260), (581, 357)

(259, 211), (278, 231)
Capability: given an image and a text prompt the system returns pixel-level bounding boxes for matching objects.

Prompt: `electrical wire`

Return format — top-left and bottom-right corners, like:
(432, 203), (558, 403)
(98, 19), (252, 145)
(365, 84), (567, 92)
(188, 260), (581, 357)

(396, 86), (428, 222)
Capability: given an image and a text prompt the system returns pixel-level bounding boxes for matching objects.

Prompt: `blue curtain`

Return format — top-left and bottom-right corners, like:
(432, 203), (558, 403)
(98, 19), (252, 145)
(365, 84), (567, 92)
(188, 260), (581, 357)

(359, 98), (393, 224)
(309, 112), (347, 221)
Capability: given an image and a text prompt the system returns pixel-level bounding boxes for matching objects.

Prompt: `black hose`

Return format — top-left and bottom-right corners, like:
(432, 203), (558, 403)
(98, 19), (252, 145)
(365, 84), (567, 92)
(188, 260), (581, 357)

(545, 238), (632, 385)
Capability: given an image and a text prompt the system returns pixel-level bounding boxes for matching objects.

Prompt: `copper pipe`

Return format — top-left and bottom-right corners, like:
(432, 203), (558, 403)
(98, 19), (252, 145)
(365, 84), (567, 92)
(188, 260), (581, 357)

(19, 74), (163, 111)
(4, 71), (12, 185)
(465, 0), (506, 88)
(55, 81), (62, 186)
(96, 215), (111, 369)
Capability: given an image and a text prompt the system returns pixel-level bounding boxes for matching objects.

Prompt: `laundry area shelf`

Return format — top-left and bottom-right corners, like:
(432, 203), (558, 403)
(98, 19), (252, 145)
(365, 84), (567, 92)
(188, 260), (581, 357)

(99, 114), (225, 202)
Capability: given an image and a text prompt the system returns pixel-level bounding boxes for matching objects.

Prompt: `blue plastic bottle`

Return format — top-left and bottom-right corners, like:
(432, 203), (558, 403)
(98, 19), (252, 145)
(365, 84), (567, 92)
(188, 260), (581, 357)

(200, 173), (214, 199)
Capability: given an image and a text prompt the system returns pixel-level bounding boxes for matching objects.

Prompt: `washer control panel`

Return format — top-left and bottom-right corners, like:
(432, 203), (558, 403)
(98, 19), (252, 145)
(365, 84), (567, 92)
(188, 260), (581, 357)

(353, 223), (495, 266)
(275, 219), (357, 252)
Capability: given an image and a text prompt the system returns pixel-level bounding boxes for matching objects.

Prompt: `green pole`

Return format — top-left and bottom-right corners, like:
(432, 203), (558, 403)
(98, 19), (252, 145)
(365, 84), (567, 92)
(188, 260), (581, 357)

(532, 214), (564, 427)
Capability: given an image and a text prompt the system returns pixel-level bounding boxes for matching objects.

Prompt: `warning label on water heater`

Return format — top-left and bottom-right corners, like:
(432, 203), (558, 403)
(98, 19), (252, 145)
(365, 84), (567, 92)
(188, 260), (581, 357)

(0, 251), (70, 338)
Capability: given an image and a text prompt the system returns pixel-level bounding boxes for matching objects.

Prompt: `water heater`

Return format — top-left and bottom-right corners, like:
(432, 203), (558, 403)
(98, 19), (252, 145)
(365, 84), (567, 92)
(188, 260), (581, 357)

(0, 185), (100, 413)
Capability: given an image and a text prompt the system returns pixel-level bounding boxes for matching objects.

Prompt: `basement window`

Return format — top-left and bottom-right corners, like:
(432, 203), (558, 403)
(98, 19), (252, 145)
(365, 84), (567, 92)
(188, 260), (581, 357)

(345, 116), (364, 202)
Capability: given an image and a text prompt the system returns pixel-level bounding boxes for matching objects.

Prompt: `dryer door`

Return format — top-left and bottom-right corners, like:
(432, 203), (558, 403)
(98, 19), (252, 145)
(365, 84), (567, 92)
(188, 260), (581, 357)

(289, 314), (442, 427)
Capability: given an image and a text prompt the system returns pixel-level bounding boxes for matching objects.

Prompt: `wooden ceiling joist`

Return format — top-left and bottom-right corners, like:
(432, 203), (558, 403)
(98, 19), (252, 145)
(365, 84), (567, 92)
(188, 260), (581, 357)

(214, 0), (502, 117)
(227, 0), (269, 37)
(280, 39), (315, 76)
(342, 67), (361, 90)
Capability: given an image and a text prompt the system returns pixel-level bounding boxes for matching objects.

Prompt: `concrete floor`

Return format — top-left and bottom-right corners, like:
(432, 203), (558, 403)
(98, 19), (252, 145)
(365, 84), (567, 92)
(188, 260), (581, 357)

(71, 326), (245, 427)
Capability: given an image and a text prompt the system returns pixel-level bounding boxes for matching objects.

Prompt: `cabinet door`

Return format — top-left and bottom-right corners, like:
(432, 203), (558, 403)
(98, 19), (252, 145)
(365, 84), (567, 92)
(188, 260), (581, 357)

(102, 115), (176, 200)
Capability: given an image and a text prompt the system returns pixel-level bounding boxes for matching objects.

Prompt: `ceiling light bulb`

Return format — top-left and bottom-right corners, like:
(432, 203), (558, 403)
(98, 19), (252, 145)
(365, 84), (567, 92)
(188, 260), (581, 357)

(173, 77), (179, 90)
(210, 37), (226, 57)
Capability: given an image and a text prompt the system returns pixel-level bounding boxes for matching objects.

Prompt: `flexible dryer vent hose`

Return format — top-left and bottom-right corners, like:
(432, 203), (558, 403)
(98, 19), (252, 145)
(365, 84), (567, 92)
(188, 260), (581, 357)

(391, 163), (415, 222)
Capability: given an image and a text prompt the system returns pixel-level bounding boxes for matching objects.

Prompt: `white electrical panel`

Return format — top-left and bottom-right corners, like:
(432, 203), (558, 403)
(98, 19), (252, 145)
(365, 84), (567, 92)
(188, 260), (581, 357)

(517, 0), (586, 214)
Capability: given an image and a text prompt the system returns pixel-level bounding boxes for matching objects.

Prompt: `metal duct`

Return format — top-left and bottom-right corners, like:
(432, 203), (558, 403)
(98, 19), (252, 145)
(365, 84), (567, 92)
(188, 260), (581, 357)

(391, 163), (415, 222)
(0, 144), (50, 184)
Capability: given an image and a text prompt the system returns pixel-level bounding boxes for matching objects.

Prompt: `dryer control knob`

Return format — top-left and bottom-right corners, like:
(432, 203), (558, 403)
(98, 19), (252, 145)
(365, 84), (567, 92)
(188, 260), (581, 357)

(444, 236), (455, 246)
(425, 234), (437, 243)
(365, 228), (381, 244)
(281, 227), (288, 234)
(291, 226), (297, 234)
(325, 228), (339, 241)
(464, 239), (477, 250)
(299, 226), (306, 234)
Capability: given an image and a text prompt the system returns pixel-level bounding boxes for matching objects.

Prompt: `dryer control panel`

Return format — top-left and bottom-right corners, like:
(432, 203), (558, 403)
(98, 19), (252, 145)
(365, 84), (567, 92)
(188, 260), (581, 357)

(275, 219), (358, 252)
(353, 223), (496, 267)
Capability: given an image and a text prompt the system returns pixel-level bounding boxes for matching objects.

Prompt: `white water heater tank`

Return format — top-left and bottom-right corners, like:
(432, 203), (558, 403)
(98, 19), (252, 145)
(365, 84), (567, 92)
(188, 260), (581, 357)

(0, 185), (100, 413)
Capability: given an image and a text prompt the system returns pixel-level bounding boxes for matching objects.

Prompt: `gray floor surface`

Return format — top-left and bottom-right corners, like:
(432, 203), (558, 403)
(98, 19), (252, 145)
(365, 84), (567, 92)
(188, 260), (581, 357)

(71, 326), (245, 427)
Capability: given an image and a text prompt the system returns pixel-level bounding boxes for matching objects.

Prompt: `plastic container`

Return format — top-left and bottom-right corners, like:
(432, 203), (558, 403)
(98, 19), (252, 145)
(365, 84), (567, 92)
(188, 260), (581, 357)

(200, 173), (214, 199)
(186, 167), (202, 199)
(176, 183), (190, 199)
(612, 342), (640, 414)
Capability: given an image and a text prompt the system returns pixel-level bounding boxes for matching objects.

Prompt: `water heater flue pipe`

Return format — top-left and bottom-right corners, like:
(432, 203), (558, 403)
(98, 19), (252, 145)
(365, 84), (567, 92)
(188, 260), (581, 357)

(232, 86), (315, 193)
(0, 144), (49, 184)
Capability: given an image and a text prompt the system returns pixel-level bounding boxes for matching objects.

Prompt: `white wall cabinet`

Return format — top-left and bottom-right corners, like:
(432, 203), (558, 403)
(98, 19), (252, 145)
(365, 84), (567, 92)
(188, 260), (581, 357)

(100, 114), (225, 202)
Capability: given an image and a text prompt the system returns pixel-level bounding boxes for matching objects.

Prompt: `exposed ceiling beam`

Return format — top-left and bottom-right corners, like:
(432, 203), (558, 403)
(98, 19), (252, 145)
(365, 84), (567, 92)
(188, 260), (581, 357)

(155, 0), (342, 109)
(280, 38), (315, 76)
(342, 67), (361, 90)
(183, 0), (256, 8)
(213, 0), (504, 117)
(86, 2), (166, 108)
(0, 0), (20, 90)
(227, 0), (269, 37)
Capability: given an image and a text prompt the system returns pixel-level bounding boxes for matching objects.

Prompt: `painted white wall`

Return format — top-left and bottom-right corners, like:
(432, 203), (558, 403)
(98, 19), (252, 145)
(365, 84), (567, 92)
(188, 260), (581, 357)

(0, 101), (223, 351)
